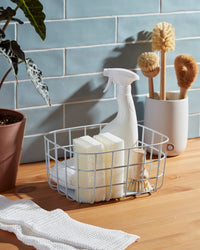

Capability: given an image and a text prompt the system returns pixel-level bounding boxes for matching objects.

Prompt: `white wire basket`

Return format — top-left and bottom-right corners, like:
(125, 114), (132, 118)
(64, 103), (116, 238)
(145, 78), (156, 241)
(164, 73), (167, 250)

(44, 123), (169, 204)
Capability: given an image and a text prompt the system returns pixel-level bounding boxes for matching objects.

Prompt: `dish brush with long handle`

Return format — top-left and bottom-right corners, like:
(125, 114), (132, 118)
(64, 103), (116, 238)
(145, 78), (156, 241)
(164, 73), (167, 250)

(152, 22), (175, 100)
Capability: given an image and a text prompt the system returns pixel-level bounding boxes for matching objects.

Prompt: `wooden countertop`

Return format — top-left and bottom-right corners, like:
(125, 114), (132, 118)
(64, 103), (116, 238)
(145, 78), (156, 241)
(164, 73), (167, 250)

(0, 138), (200, 249)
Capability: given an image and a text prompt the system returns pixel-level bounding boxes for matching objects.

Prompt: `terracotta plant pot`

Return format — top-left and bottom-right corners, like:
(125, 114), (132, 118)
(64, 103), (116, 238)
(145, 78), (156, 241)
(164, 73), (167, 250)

(0, 108), (26, 192)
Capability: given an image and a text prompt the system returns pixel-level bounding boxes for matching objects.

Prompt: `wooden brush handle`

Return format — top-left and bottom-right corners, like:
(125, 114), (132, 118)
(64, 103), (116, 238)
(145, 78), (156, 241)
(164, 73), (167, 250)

(179, 87), (188, 99)
(148, 77), (154, 99)
(160, 50), (166, 100)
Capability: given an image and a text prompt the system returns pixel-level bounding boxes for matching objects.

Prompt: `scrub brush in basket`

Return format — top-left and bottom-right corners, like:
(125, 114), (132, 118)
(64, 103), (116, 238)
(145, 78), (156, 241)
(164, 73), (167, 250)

(174, 54), (199, 99)
(138, 52), (160, 99)
(152, 22), (175, 100)
(127, 149), (152, 193)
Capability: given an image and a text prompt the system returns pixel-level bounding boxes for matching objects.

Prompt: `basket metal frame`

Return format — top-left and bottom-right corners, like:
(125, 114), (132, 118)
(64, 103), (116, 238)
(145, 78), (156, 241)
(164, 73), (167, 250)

(44, 123), (169, 203)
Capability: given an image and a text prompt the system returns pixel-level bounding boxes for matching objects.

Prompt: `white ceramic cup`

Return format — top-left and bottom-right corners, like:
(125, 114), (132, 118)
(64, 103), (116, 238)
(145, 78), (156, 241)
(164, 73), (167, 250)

(144, 92), (188, 156)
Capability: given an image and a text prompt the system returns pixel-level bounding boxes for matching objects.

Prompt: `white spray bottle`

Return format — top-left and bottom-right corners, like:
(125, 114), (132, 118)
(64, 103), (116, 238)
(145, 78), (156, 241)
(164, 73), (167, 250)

(102, 68), (140, 149)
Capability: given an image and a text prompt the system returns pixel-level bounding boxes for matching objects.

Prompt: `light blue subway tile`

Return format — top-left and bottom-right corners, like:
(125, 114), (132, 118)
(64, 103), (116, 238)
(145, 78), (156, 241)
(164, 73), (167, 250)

(0, 53), (15, 82)
(188, 90), (200, 114)
(18, 18), (116, 50)
(0, 82), (15, 109)
(67, 0), (159, 18)
(161, 0), (200, 12)
(65, 100), (118, 128)
(133, 96), (145, 121)
(188, 115), (200, 139)
(17, 49), (64, 80)
(0, 23), (15, 41)
(133, 69), (149, 95)
(40, 0), (64, 20)
(65, 95), (144, 128)
(2, 0), (64, 21)
(17, 80), (51, 108)
(21, 106), (63, 135)
(46, 74), (114, 104)
(20, 135), (45, 163)
(66, 46), (117, 74)
(17, 74), (114, 108)
(1, 32), (64, 83)
(167, 39), (200, 66)
(118, 13), (200, 43)
(67, 42), (151, 75)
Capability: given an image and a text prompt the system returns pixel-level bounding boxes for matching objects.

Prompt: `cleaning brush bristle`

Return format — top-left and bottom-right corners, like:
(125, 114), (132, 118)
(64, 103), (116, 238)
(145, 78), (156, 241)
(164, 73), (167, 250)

(127, 179), (152, 193)
(138, 52), (159, 72)
(152, 22), (175, 52)
(174, 54), (199, 89)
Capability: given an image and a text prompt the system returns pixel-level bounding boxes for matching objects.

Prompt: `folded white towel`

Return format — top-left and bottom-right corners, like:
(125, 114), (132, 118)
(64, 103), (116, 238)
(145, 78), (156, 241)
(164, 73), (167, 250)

(50, 158), (75, 187)
(0, 195), (140, 250)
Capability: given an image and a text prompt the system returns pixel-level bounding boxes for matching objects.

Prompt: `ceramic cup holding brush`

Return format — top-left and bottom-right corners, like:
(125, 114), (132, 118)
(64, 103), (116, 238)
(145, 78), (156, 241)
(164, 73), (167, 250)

(144, 92), (188, 156)
(144, 54), (198, 156)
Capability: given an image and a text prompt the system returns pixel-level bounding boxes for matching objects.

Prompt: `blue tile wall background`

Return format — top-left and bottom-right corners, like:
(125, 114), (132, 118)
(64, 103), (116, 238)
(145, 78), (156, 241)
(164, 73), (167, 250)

(0, 0), (200, 163)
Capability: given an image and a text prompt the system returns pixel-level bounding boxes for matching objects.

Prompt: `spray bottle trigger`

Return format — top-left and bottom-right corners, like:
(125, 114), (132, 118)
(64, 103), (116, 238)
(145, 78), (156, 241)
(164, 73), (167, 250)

(103, 78), (112, 93)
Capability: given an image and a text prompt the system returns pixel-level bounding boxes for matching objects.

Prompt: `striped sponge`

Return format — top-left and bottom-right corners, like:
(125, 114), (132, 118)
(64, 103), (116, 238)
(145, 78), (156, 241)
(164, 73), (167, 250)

(94, 132), (124, 200)
(73, 135), (105, 203)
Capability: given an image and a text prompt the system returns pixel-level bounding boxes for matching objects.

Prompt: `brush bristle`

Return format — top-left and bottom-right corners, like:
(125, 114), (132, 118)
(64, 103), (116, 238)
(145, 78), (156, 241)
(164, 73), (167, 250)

(174, 54), (199, 88)
(127, 179), (152, 192)
(137, 52), (159, 72)
(152, 22), (175, 52)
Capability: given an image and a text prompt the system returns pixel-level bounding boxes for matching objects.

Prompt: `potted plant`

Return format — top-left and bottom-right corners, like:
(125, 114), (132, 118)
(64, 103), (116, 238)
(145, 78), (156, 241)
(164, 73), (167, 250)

(0, 0), (50, 192)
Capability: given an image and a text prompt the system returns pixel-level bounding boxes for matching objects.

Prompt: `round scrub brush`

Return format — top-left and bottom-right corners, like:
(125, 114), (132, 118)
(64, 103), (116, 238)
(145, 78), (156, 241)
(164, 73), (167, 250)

(152, 22), (175, 100)
(127, 168), (152, 193)
(174, 54), (199, 99)
(138, 52), (160, 99)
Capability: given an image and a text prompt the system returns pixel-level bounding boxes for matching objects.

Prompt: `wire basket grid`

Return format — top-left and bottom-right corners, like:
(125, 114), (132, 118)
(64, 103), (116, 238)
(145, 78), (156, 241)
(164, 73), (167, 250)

(44, 123), (169, 203)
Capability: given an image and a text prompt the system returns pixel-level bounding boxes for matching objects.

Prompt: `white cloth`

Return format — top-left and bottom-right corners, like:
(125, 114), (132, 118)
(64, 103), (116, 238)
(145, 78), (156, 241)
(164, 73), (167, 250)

(0, 195), (139, 249)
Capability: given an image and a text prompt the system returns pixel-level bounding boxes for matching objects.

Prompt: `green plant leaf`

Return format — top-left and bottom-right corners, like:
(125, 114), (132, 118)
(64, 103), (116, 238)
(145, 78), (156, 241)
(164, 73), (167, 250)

(0, 7), (16, 21)
(0, 40), (18, 77)
(10, 0), (46, 40)
(25, 58), (51, 105)
(11, 40), (25, 61)
(0, 29), (5, 42)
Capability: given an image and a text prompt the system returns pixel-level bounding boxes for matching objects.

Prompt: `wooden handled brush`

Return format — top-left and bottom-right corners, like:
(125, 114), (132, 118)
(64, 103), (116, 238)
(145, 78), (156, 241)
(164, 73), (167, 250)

(152, 22), (175, 100)
(138, 52), (160, 99)
(174, 54), (199, 99)
(127, 149), (152, 193)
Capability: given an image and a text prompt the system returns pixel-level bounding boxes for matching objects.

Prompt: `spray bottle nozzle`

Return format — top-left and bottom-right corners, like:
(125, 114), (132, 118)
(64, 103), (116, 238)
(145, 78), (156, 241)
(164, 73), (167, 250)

(103, 68), (139, 93)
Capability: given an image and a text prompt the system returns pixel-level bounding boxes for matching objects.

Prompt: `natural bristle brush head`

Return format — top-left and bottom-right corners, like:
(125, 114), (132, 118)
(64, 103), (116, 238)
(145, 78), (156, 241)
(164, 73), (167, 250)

(152, 22), (175, 100)
(175, 54), (199, 99)
(137, 52), (160, 77)
(174, 54), (199, 89)
(152, 22), (175, 52)
(138, 52), (160, 99)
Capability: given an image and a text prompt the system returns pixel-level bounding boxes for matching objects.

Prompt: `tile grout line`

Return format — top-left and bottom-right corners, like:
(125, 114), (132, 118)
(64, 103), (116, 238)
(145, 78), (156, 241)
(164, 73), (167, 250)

(159, 0), (162, 13)
(64, 0), (67, 19)
(9, 10), (200, 23)
(63, 48), (66, 76)
(115, 16), (118, 43)
(63, 104), (65, 129)
(17, 36), (200, 54)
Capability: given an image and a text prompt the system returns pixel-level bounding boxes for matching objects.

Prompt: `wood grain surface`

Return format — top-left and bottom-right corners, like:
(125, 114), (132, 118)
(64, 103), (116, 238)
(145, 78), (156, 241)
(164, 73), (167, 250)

(0, 138), (200, 249)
